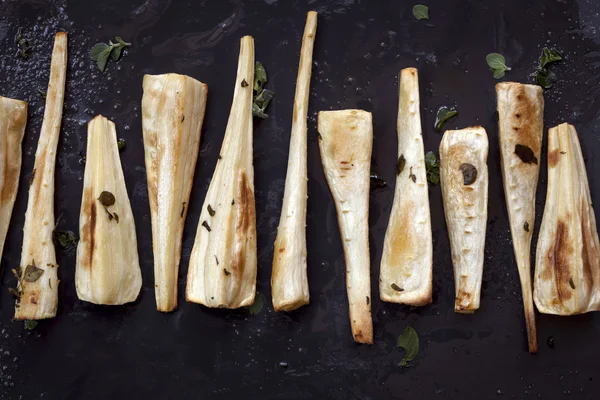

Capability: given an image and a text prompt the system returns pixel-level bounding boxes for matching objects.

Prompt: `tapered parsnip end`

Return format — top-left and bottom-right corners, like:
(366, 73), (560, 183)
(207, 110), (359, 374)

(0, 97), (27, 261)
(186, 36), (257, 309)
(496, 81), (543, 352)
(142, 73), (208, 312)
(534, 123), (600, 316)
(318, 109), (373, 344)
(75, 115), (142, 305)
(440, 126), (489, 314)
(271, 13), (317, 312)
(14, 32), (67, 320)
(380, 67), (432, 306)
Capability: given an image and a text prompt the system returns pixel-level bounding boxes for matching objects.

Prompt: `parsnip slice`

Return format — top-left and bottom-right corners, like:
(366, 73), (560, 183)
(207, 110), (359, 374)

(0, 97), (27, 264)
(534, 123), (600, 315)
(440, 127), (489, 313)
(271, 11), (318, 312)
(14, 32), (67, 320)
(75, 115), (142, 305)
(496, 82), (543, 353)
(380, 68), (432, 306)
(317, 109), (373, 344)
(142, 73), (208, 312)
(186, 36), (256, 308)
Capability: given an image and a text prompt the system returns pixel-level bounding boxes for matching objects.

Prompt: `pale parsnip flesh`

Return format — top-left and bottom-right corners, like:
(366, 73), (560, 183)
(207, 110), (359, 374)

(15, 32), (67, 320)
(318, 109), (373, 344)
(75, 115), (142, 305)
(440, 127), (489, 313)
(271, 11), (318, 312)
(380, 68), (432, 306)
(142, 73), (208, 312)
(0, 97), (27, 264)
(534, 123), (600, 315)
(497, 82), (543, 353)
(186, 36), (257, 309)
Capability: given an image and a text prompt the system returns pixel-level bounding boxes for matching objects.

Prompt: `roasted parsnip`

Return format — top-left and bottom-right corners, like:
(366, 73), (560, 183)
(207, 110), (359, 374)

(186, 36), (257, 308)
(440, 127), (489, 313)
(14, 32), (67, 320)
(534, 123), (600, 315)
(497, 82), (543, 353)
(142, 73), (208, 312)
(271, 11), (318, 312)
(0, 97), (27, 263)
(75, 115), (142, 305)
(380, 68), (432, 306)
(318, 109), (373, 344)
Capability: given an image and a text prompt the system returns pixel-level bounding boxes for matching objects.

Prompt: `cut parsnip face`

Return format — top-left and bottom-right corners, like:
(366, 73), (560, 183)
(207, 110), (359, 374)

(14, 32), (67, 320)
(534, 123), (600, 315)
(186, 36), (256, 309)
(497, 82), (543, 353)
(271, 11), (318, 312)
(440, 127), (489, 313)
(0, 97), (27, 263)
(380, 68), (432, 306)
(142, 73), (208, 312)
(318, 109), (373, 344)
(75, 115), (142, 305)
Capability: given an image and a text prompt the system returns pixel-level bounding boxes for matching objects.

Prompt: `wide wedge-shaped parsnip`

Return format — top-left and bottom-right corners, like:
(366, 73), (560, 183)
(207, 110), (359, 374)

(0, 97), (27, 263)
(186, 36), (256, 308)
(534, 123), (600, 315)
(440, 127), (489, 313)
(271, 11), (318, 312)
(497, 82), (543, 353)
(380, 68), (432, 306)
(75, 116), (142, 305)
(318, 109), (373, 344)
(14, 32), (67, 320)
(142, 73), (207, 312)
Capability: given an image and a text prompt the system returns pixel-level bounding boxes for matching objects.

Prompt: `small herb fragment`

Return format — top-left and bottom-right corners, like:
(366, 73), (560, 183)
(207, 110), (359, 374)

(202, 221), (211, 232)
(28, 168), (36, 187)
(524, 221), (530, 232)
(412, 4), (429, 20)
(569, 277), (576, 289)
(113, 212), (119, 223)
(207, 204), (216, 216)
(98, 191), (116, 207)
(370, 174), (387, 190)
(223, 268), (231, 276)
(391, 283), (404, 292)
(366, 296), (370, 305)
(89, 36), (131, 72)
(180, 202), (187, 218)
(486, 53), (511, 79)
(24, 320), (38, 330)
(252, 62), (275, 119)
(424, 151), (440, 185)
(214, 255), (219, 265)
(117, 138), (126, 151)
(23, 263), (44, 283)
(435, 106), (458, 131)
(247, 292), (265, 315)
(8, 287), (20, 299)
(409, 167), (417, 183)
(14, 27), (32, 59)
(79, 151), (87, 165)
(514, 144), (538, 164)
(241, 79), (249, 87)
(397, 155), (406, 175)
(459, 163), (477, 186)
(37, 88), (47, 99)
(547, 336), (555, 349)
(54, 230), (77, 249)
(397, 326), (419, 367)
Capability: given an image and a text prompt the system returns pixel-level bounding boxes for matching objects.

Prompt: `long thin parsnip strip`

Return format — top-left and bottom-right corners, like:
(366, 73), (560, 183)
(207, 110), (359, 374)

(142, 73), (208, 312)
(271, 11), (318, 312)
(75, 115), (142, 305)
(534, 123), (600, 315)
(440, 127), (489, 313)
(0, 97), (27, 264)
(318, 109), (373, 344)
(497, 82), (543, 353)
(380, 68), (432, 306)
(186, 36), (256, 308)
(14, 32), (67, 320)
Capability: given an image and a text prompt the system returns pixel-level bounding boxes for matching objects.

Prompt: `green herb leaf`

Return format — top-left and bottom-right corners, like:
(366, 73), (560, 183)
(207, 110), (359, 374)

(435, 106), (458, 131)
(89, 43), (110, 61)
(397, 326), (419, 367)
(96, 48), (112, 72)
(254, 62), (267, 92)
(247, 292), (265, 315)
(540, 47), (562, 69)
(533, 68), (556, 89)
(412, 4), (429, 20)
(54, 230), (77, 249)
(89, 37), (131, 72)
(424, 151), (440, 186)
(117, 138), (126, 151)
(24, 320), (38, 330)
(486, 53), (511, 79)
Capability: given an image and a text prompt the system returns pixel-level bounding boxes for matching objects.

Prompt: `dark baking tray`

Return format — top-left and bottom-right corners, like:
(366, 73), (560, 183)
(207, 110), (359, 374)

(1, 1), (599, 399)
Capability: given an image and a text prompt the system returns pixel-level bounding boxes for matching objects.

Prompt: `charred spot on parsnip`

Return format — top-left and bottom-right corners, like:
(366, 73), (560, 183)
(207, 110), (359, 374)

(202, 221), (211, 232)
(23, 262), (44, 283)
(397, 155), (406, 175)
(459, 163), (477, 185)
(514, 144), (538, 164)
(207, 204), (216, 216)
(98, 191), (116, 207)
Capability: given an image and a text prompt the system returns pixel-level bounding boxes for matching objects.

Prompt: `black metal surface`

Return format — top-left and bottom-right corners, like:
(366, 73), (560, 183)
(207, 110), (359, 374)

(1, 0), (600, 399)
